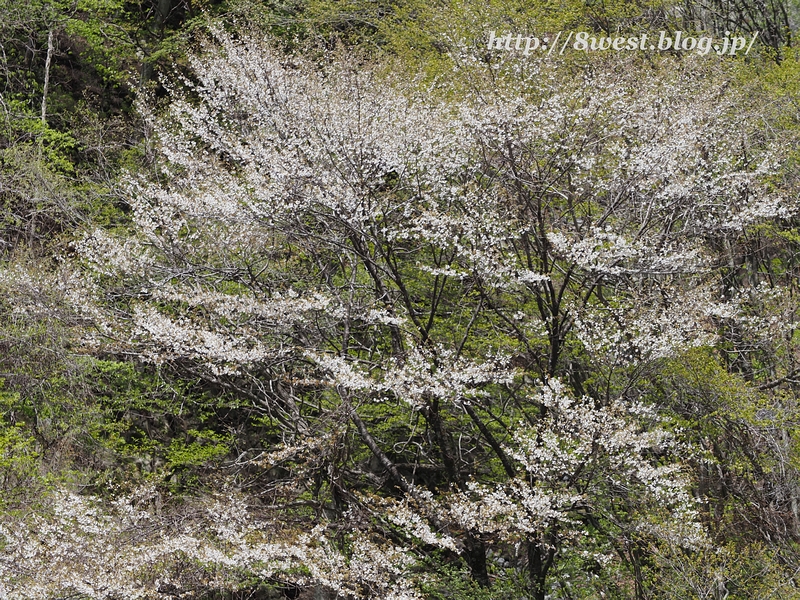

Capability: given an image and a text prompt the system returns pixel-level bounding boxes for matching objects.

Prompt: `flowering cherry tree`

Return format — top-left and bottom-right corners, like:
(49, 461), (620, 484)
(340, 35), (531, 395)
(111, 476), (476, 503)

(10, 28), (795, 599)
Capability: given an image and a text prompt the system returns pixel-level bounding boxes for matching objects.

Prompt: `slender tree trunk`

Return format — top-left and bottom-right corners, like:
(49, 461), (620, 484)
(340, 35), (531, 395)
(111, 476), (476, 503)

(528, 536), (556, 600)
(141, 0), (175, 85)
(40, 29), (53, 126)
(782, 427), (800, 537)
(465, 535), (491, 588)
